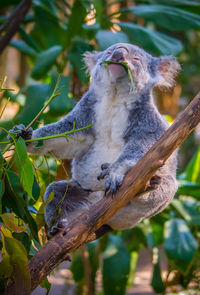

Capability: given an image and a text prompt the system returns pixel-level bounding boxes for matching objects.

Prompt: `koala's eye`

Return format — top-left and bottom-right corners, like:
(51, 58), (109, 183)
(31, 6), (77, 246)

(132, 56), (140, 61)
(107, 51), (112, 56)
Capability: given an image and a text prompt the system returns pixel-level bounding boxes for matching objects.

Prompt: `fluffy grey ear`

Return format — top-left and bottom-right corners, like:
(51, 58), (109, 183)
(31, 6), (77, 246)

(153, 56), (181, 88)
(83, 51), (102, 73)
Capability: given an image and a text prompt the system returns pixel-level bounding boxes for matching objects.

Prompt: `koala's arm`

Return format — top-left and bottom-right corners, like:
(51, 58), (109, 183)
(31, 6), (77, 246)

(27, 92), (95, 159)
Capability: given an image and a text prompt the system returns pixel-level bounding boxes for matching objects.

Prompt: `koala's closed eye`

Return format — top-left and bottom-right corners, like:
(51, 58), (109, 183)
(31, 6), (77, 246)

(132, 56), (140, 61)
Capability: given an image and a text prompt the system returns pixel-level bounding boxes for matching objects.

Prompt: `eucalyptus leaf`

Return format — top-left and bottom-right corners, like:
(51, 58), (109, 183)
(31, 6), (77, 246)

(164, 218), (198, 273)
(0, 213), (28, 233)
(10, 40), (37, 57)
(15, 138), (34, 198)
(102, 235), (130, 295)
(151, 260), (165, 293)
(119, 23), (183, 55)
(127, 5), (200, 31)
(32, 45), (62, 80)
(4, 236), (31, 294)
(185, 147), (200, 184)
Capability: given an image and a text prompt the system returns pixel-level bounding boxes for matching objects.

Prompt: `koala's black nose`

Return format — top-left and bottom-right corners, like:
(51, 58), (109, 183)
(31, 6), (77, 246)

(111, 49), (125, 62)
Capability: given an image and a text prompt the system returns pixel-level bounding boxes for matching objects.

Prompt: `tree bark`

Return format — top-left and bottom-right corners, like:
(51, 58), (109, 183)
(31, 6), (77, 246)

(0, 0), (32, 55)
(4, 91), (200, 295)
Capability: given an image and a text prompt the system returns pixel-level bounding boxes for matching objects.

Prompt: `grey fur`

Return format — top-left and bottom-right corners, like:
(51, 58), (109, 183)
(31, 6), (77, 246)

(12, 43), (180, 231)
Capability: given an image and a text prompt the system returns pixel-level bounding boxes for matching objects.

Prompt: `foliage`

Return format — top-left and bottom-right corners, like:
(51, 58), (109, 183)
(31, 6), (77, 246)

(0, 0), (200, 294)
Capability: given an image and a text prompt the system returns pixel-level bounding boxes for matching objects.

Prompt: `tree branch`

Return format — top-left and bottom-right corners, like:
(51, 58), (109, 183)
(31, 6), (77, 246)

(0, 0), (32, 55)
(4, 91), (200, 295)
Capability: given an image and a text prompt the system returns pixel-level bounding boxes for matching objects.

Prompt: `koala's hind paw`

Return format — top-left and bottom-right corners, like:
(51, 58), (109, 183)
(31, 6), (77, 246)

(145, 175), (161, 193)
(150, 175), (161, 190)
(8, 124), (33, 142)
(49, 220), (68, 236)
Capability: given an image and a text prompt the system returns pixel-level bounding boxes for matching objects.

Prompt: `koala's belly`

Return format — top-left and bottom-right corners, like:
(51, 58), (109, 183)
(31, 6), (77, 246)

(72, 140), (123, 191)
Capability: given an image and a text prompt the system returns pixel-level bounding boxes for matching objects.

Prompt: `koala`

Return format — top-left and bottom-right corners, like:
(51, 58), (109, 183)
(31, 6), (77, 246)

(11, 43), (180, 236)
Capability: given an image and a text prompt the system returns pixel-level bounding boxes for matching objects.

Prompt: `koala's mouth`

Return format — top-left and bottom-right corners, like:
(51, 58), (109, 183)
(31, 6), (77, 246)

(101, 60), (128, 73)
(101, 60), (135, 91)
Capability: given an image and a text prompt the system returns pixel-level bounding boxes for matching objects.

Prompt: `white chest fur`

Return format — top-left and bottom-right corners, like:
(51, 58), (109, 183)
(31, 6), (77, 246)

(72, 92), (129, 191)
(94, 93), (128, 155)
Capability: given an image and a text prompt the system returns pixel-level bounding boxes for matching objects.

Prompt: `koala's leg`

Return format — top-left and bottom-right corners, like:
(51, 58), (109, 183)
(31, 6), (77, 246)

(44, 180), (90, 236)
(107, 175), (178, 230)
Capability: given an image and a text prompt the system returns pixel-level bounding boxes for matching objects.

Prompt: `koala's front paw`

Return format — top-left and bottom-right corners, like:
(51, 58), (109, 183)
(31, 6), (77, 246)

(97, 163), (124, 195)
(8, 124), (33, 142)
(105, 172), (124, 195)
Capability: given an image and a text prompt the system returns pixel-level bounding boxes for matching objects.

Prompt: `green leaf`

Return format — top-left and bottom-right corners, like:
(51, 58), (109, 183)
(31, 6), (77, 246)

(15, 138), (34, 198)
(40, 277), (51, 295)
(5, 170), (38, 241)
(19, 26), (41, 52)
(121, 227), (146, 252)
(88, 241), (99, 283)
(164, 218), (198, 273)
(65, 0), (87, 46)
(96, 30), (129, 50)
(127, 5), (200, 31)
(0, 151), (4, 178)
(32, 45), (62, 80)
(172, 199), (200, 226)
(177, 182), (200, 198)
(127, 251), (138, 287)
(0, 179), (4, 198)
(32, 176), (41, 200)
(185, 147), (200, 184)
(102, 235), (130, 295)
(4, 236), (31, 294)
(10, 40), (37, 57)
(0, 226), (13, 279)
(119, 22), (183, 55)
(12, 232), (31, 254)
(0, 213), (28, 233)
(70, 252), (84, 282)
(151, 260), (165, 293)
(31, 3), (66, 49)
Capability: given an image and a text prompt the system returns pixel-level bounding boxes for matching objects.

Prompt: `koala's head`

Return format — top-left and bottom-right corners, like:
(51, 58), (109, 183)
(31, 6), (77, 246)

(83, 43), (180, 93)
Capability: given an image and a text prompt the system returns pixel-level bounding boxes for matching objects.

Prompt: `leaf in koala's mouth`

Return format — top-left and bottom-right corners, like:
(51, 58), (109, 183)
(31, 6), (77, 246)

(100, 60), (135, 92)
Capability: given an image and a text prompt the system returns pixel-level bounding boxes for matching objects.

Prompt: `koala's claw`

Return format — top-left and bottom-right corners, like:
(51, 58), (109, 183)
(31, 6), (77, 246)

(8, 124), (33, 142)
(105, 174), (124, 196)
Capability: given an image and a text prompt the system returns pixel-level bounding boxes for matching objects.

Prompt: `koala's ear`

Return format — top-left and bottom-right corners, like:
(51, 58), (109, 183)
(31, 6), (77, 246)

(153, 56), (181, 88)
(83, 51), (102, 73)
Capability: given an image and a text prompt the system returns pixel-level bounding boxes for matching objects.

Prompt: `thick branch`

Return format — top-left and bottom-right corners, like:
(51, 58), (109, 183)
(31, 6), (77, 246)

(0, 0), (32, 55)
(4, 91), (200, 295)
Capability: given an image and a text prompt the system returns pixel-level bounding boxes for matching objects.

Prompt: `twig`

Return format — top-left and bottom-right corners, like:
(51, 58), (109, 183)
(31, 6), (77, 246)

(0, 124), (94, 145)
(0, 97), (10, 119)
